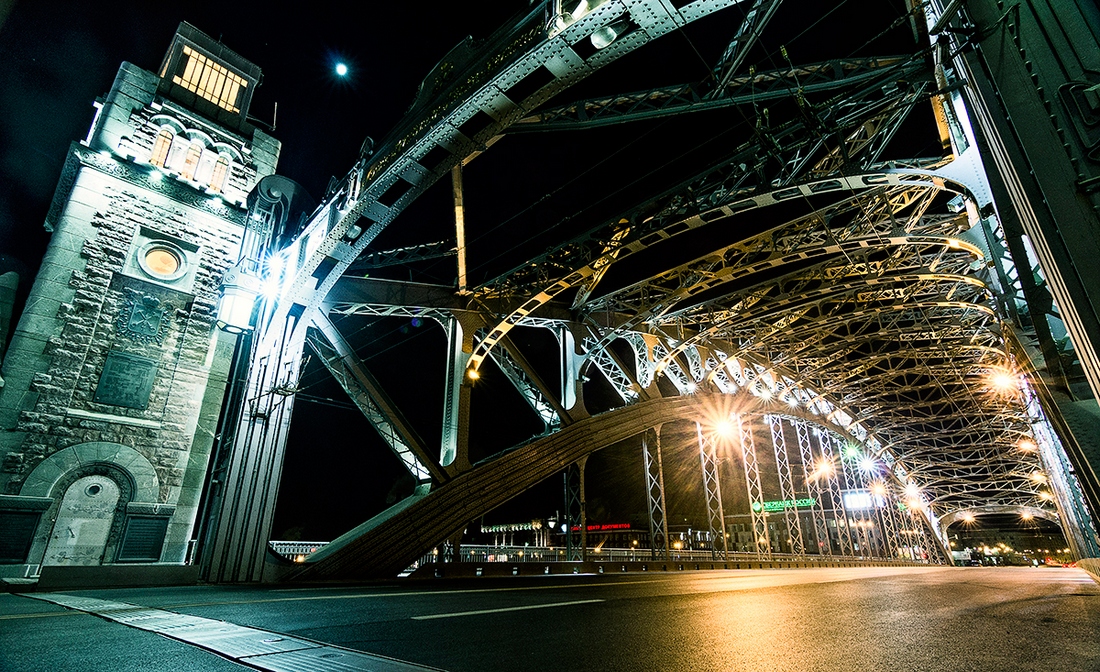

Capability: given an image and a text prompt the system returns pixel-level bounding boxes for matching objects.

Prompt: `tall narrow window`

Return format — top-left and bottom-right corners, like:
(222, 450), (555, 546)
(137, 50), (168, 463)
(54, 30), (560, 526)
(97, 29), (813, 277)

(209, 155), (231, 193)
(180, 142), (203, 181)
(150, 129), (173, 167)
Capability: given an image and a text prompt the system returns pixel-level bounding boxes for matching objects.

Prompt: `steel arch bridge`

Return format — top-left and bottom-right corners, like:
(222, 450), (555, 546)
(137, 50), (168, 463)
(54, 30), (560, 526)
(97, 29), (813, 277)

(199, 0), (1100, 581)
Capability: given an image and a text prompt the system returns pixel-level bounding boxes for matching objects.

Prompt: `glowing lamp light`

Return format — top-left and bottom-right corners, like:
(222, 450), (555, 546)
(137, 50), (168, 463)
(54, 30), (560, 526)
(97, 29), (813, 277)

(1029, 471), (1047, 483)
(335, 62), (348, 77)
(989, 368), (1017, 392)
(1021, 512), (1034, 521)
(591, 19), (631, 49)
(215, 263), (262, 334)
(859, 456), (877, 473)
(714, 418), (736, 439)
(467, 368), (480, 381)
(961, 512), (976, 523)
(1039, 491), (1054, 501)
(812, 459), (835, 480)
(1018, 438), (1038, 452)
(870, 482), (886, 497)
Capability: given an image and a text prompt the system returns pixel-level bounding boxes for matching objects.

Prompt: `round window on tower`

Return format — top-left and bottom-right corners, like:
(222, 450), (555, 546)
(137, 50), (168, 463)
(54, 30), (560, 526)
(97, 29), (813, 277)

(137, 241), (187, 282)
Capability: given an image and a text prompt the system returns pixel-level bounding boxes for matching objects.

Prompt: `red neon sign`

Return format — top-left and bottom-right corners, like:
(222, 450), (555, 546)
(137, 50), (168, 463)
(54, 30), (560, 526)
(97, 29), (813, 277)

(569, 523), (632, 532)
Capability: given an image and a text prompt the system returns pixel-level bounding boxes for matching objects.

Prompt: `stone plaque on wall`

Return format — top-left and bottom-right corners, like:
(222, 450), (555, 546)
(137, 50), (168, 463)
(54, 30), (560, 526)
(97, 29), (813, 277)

(93, 351), (159, 410)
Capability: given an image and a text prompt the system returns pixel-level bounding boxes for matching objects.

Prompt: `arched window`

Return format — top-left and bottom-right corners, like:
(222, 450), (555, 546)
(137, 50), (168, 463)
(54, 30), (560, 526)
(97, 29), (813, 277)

(179, 142), (203, 181)
(149, 128), (173, 167)
(209, 155), (231, 193)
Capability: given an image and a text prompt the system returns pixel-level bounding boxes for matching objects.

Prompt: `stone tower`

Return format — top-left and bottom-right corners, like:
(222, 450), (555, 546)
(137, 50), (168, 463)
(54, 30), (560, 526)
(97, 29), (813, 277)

(0, 23), (278, 581)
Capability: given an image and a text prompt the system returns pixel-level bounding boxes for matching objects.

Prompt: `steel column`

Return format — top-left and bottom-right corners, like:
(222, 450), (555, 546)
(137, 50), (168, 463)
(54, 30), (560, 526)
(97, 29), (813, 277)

(643, 427), (671, 560)
(440, 314), (473, 471)
(738, 414), (771, 559)
(875, 482), (902, 559)
(817, 429), (855, 556)
(697, 422), (729, 560)
(768, 415), (806, 555)
(796, 419), (832, 556)
(204, 310), (306, 583)
(565, 457), (587, 562)
(838, 449), (872, 557)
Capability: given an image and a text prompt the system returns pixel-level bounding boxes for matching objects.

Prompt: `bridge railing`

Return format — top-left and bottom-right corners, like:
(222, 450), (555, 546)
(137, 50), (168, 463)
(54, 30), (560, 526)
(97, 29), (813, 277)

(269, 541), (330, 561)
(413, 545), (926, 567)
(270, 541), (928, 570)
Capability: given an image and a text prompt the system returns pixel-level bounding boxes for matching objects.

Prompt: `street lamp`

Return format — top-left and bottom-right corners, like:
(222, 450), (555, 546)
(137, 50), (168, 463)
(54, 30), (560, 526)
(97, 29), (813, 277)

(215, 259), (261, 333)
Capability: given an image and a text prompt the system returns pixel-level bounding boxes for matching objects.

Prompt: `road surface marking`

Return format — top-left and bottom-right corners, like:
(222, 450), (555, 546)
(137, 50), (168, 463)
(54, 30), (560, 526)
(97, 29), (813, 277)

(412, 598), (604, 620)
(21, 592), (440, 671)
(0, 610), (81, 620)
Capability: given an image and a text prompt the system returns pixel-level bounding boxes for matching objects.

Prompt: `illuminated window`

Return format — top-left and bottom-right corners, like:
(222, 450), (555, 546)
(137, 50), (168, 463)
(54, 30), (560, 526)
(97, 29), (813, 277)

(172, 46), (247, 113)
(137, 241), (187, 282)
(180, 142), (203, 181)
(209, 155), (231, 193)
(165, 135), (189, 171)
(150, 129), (173, 166)
(145, 248), (180, 276)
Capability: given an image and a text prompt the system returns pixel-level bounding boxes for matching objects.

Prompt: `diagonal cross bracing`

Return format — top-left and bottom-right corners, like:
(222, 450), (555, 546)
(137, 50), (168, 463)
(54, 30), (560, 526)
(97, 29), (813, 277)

(307, 314), (443, 483)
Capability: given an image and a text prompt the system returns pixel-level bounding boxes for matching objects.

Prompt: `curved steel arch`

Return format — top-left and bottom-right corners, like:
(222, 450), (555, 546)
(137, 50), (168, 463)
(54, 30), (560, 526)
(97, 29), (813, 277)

(288, 391), (929, 580)
(939, 505), (1059, 528)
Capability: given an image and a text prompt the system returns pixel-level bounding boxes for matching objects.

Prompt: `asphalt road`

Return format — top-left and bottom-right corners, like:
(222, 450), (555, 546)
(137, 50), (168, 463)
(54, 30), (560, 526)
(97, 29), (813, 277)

(2, 566), (1098, 671)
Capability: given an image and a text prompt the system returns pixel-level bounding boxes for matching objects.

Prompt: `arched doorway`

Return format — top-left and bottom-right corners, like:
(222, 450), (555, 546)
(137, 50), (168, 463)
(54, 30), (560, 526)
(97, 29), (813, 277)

(42, 475), (121, 566)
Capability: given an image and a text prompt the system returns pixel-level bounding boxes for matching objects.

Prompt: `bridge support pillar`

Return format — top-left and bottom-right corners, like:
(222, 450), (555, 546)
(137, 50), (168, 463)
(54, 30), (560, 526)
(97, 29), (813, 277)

(768, 415), (805, 556)
(202, 310), (308, 583)
(796, 419), (832, 556)
(817, 429), (855, 557)
(565, 457), (587, 562)
(698, 422), (729, 561)
(738, 414), (770, 559)
(643, 427), (670, 560)
(441, 313), (475, 472)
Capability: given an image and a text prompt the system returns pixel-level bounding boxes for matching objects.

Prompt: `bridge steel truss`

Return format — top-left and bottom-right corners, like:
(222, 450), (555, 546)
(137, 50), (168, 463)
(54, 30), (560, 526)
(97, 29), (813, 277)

(200, 0), (1100, 581)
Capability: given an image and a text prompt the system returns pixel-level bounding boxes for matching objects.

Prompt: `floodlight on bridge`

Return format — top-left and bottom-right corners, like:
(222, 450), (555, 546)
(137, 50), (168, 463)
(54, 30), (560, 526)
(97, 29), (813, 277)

(1018, 438), (1038, 452)
(987, 366), (1019, 393)
(809, 458), (835, 482)
(713, 417), (736, 439)
(591, 18), (632, 49)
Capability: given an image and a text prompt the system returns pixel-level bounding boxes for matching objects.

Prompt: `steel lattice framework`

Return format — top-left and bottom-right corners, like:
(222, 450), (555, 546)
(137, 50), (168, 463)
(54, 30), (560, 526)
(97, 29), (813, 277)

(202, 0), (1097, 581)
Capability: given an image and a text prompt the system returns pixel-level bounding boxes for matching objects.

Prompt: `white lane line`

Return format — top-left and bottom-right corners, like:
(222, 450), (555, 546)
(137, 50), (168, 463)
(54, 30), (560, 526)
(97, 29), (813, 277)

(412, 599), (604, 620)
(160, 577), (684, 609)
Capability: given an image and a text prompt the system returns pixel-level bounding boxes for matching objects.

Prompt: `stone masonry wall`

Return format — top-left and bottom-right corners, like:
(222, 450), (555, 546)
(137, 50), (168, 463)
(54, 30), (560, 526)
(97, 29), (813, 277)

(0, 164), (244, 563)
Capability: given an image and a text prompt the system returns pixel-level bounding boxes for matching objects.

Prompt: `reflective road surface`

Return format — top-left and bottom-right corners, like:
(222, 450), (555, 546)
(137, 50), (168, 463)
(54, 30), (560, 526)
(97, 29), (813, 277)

(3, 566), (1099, 671)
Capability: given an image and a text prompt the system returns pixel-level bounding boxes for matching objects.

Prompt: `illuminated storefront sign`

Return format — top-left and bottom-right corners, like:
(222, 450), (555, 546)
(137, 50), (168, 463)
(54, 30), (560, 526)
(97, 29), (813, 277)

(569, 523), (633, 532)
(751, 498), (816, 513)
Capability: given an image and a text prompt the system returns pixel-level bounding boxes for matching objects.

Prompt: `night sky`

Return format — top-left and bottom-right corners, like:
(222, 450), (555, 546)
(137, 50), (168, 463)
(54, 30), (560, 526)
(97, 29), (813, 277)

(0, 1), (962, 543)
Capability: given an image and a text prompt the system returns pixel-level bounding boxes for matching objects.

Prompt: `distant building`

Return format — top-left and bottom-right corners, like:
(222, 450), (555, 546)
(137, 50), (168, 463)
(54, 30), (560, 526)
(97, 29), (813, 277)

(0, 24), (278, 580)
